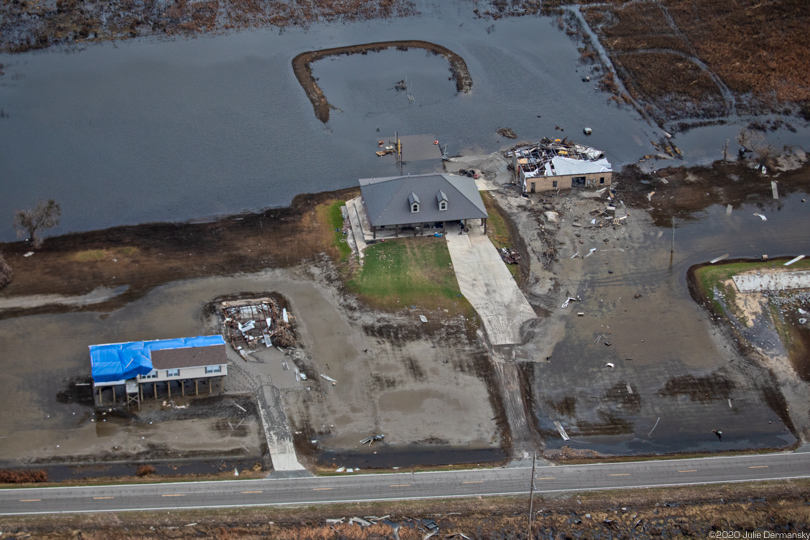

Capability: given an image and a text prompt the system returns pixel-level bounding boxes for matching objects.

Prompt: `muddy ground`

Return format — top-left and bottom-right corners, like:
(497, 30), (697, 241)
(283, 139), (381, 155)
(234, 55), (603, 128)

(0, 194), (504, 471)
(461, 147), (810, 459)
(1, 479), (809, 538)
(293, 40), (473, 123)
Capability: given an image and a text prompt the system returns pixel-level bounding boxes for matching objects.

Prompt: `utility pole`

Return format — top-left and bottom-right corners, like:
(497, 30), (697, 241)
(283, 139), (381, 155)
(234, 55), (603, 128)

(671, 216), (675, 254)
(527, 452), (536, 537)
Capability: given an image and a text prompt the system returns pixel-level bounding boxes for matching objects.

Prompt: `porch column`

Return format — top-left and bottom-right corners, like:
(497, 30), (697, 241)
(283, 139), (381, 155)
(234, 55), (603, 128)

(112, 385), (116, 404)
(181, 380), (185, 397)
(195, 379), (199, 396)
(483, 218), (487, 234)
(209, 378), (213, 395)
(154, 382), (157, 400)
(168, 381), (171, 399)
(97, 387), (102, 406)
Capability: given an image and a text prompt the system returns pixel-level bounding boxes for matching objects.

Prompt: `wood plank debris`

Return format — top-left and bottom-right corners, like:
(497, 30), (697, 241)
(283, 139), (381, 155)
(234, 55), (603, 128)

(554, 420), (570, 441)
(772, 180), (779, 200)
(220, 297), (296, 351)
(709, 253), (729, 264)
(726, 204), (733, 216)
(785, 255), (805, 266)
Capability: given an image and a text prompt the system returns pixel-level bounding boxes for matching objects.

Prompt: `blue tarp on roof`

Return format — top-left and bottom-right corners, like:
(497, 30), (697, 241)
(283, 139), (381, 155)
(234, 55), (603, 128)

(89, 335), (225, 383)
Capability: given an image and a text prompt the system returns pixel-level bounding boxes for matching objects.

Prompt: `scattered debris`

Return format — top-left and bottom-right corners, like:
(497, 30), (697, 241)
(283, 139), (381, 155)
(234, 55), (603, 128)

(753, 213), (767, 221)
(499, 247), (521, 264)
(496, 127), (517, 139)
(648, 417), (660, 437)
(784, 255), (805, 266)
(726, 204), (733, 216)
(420, 315), (428, 323)
(561, 297), (578, 308)
(220, 298), (295, 351)
(709, 253), (730, 264)
(554, 420), (571, 441)
(360, 434), (385, 445)
(605, 362), (615, 368)
(320, 374), (337, 386)
(583, 127), (592, 135)
(23, 252), (34, 257)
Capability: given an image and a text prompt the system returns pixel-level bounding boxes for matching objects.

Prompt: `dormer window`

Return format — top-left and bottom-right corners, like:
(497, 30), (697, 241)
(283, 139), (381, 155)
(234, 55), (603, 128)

(408, 192), (420, 213)
(437, 190), (448, 211)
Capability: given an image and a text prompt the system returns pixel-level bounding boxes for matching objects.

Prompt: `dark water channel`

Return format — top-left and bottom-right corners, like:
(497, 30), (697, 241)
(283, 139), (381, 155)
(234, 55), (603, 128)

(1, 2), (808, 242)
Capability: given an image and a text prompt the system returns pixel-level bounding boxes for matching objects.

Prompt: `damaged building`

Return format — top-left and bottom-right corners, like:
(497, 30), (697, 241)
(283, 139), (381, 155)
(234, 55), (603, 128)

(511, 138), (612, 193)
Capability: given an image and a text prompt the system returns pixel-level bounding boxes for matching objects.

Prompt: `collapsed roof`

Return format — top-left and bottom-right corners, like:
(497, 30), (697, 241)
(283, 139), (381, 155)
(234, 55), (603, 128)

(512, 138), (611, 179)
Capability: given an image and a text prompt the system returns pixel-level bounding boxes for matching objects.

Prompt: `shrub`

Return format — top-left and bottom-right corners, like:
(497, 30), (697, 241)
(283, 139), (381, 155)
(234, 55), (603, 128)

(0, 469), (48, 483)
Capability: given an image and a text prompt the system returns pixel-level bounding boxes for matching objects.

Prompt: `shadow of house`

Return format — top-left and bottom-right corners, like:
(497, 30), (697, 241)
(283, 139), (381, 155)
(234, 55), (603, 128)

(359, 173), (488, 240)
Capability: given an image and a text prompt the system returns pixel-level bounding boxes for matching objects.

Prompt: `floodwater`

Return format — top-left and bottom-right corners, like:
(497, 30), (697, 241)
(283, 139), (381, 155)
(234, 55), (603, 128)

(2, 2), (808, 241)
(530, 190), (810, 455)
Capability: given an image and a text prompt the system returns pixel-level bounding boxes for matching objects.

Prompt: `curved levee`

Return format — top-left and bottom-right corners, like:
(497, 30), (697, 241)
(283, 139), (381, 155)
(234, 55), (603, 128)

(292, 40), (473, 123)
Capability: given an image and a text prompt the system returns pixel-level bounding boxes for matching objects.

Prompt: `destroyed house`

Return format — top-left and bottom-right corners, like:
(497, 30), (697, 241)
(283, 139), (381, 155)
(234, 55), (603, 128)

(359, 173), (488, 238)
(512, 139), (612, 193)
(89, 335), (228, 406)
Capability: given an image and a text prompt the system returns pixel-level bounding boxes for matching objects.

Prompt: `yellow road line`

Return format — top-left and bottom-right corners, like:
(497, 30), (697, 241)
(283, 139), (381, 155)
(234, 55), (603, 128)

(678, 470), (697, 473)
(241, 491), (263, 494)
(312, 487), (334, 491)
(608, 473), (630, 476)
(19, 499), (41, 502)
(536, 477), (555, 480)
(462, 480), (484, 484)
(93, 496), (115, 500)
(389, 484), (411, 487)
(161, 494), (185, 497)
(749, 465), (768, 469)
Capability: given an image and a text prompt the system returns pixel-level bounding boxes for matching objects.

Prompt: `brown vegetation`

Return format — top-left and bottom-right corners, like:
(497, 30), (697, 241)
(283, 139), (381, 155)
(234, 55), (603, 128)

(0, 0), (417, 53)
(0, 251), (11, 290)
(292, 40), (473, 123)
(0, 468), (48, 484)
(579, 0), (810, 121)
(0, 188), (359, 320)
(135, 464), (156, 477)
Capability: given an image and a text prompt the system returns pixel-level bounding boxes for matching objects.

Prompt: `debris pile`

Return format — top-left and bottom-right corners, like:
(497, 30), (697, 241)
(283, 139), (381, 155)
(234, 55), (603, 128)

(220, 298), (296, 351)
(506, 137), (608, 180)
(499, 247), (521, 265)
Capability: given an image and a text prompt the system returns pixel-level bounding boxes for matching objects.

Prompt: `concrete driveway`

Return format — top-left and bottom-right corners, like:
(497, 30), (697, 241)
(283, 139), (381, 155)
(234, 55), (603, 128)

(446, 224), (536, 345)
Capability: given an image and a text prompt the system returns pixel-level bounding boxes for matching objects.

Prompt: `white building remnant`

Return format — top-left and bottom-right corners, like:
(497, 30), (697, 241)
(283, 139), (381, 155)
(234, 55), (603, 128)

(511, 137), (612, 193)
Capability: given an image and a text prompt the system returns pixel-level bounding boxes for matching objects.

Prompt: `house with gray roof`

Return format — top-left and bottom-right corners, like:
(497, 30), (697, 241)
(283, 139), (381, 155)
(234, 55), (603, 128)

(359, 173), (488, 239)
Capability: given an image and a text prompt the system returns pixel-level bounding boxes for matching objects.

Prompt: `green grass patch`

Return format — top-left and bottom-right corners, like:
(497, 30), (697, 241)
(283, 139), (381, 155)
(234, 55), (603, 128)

(348, 237), (468, 312)
(694, 258), (810, 315)
(317, 200), (352, 261)
(481, 192), (520, 280)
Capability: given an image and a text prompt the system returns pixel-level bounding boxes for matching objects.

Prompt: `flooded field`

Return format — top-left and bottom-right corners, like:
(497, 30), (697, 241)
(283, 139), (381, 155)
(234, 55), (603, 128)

(1, 3), (808, 242)
(517, 183), (810, 456)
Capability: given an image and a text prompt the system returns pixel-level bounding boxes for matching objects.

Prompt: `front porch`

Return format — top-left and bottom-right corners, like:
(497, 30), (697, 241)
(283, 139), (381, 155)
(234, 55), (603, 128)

(345, 196), (487, 256)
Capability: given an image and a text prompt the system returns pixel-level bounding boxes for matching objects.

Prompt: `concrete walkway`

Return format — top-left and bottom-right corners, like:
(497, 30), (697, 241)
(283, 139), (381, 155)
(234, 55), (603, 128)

(445, 223), (536, 345)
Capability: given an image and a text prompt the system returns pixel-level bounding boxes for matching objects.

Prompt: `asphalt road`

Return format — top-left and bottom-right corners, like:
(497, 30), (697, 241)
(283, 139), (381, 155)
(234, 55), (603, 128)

(2, 453), (809, 515)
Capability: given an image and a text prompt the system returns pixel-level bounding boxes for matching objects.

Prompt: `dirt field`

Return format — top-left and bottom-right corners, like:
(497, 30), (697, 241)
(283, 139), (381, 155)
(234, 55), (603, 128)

(0, 189), (504, 472)
(1, 479), (808, 538)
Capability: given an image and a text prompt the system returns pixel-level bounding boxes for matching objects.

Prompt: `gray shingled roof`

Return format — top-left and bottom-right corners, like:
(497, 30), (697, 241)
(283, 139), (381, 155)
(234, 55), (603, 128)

(360, 173), (488, 227)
